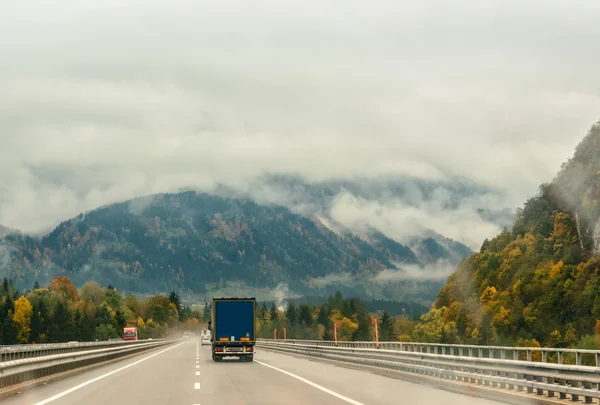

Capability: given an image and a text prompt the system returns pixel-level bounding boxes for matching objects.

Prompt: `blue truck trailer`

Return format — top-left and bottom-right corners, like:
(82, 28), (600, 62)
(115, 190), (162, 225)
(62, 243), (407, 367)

(211, 297), (256, 362)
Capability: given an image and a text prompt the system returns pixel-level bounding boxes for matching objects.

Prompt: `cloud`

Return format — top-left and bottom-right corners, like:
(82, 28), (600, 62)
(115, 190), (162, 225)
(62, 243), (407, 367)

(373, 261), (457, 283)
(308, 273), (355, 289)
(0, 242), (11, 270)
(327, 190), (503, 249)
(273, 283), (292, 310)
(1, 0), (600, 243)
(128, 195), (160, 216)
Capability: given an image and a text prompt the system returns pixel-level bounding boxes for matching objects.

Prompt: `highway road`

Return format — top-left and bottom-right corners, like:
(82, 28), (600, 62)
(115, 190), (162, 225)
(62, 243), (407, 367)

(4, 339), (508, 405)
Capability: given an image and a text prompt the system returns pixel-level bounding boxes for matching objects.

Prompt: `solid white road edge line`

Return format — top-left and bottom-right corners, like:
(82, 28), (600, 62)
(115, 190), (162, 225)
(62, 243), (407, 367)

(194, 382), (201, 389)
(33, 342), (186, 405)
(255, 360), (366, 405)
(196, 371), (200, 375)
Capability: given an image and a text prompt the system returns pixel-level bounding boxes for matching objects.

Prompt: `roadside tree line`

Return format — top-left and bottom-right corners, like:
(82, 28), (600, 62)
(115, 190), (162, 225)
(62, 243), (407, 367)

(0, 277), (209, 344)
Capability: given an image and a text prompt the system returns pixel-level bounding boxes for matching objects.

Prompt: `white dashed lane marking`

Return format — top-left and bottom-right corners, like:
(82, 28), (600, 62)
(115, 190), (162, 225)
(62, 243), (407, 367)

(194, 383), (201, 390)
(255, 360), (366, 405)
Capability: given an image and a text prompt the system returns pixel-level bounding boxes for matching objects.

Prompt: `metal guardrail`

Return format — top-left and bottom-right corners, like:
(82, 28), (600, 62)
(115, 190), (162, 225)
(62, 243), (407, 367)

(0, 339), (167, 362)
(0, 339), (176, 391)
(264, 339), (600, 366)
(258, 340), (600, 404)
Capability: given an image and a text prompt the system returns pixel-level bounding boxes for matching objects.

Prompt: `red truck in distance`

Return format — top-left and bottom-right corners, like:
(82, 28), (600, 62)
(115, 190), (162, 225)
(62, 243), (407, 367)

(123, 327), (138, 341)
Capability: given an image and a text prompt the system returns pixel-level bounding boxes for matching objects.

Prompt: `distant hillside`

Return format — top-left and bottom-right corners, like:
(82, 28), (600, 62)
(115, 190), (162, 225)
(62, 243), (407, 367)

(415, 121), (600, 347)
(261, 296), (429, 319)
(0, 192), (472, 303)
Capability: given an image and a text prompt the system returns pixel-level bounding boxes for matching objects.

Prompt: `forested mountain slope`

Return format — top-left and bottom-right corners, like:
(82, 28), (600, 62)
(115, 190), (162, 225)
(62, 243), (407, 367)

(415, 121), (600, 347)
(0, 192), (471, 302)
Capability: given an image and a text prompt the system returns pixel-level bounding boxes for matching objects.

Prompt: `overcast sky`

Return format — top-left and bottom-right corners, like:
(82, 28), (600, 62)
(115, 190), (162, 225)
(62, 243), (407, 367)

(1, 0), (600, 244)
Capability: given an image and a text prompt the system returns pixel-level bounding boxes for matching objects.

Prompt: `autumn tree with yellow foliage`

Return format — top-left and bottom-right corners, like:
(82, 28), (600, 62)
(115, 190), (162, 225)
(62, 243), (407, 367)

(12, 296), (33, 343)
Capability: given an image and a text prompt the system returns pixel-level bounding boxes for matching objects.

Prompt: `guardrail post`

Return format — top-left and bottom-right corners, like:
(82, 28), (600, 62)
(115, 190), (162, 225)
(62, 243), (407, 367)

(527, 350), (532, 362)
(541, 351), (547, 363)
(468, 347), (473, 357)
(498, 371), (506, 389)
(535, 376), (543, 395)
(478, 348), (483, 358)
(558, 351), (564, 364)
(571, 381), (580, 402)
(558, 379), (567, 399)
(515, 374), (524, 392)
(526, 375), (534, 393)
(476, 369), (484, 385)
(546, 376), (555, 398)
(489, 370), (497, 388)
(596, 353), (600, 367)
(576, 352), (582, 365)
(583, 382), (593, 404)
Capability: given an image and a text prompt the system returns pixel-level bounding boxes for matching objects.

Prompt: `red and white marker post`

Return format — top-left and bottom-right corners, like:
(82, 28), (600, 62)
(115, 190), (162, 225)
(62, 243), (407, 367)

(371, 316), (379, 349)
(334, 322), (338, 346)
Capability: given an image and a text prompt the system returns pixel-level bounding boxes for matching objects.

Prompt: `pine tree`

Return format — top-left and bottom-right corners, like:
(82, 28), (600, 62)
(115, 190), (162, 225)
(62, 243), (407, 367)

(270, 303), (278, 322)
(79, 312), (95, 341)
(286, 303), (297, 325)
(30, 303), (42, 343)
(202, 302), (211, 323)
(73, 309), (82, 341)
(299, 304), (312, 326)
(317, 305), (329, 325)
(380, 311), (394, 341)
(0, 300), (6, 344)
(115, 310), (126, 331)
(95, 305), (113, 327)
(168, 291), (182, 320)
(48, 301), (73, 342)
(2, 295), (18, 344)
(317, 305), (331, 340)
(261, 302), (268, 322)
(351, 300), (371, 341)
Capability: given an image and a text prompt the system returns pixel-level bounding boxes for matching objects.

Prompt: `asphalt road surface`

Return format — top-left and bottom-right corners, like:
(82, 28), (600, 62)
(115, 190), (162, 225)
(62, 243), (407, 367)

(5, 339), (508, 405)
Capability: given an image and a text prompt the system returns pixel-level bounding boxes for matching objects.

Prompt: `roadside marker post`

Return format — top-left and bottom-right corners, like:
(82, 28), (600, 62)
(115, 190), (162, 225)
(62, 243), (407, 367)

(371, 316), (379, 349)
(334, 322), (338, 346)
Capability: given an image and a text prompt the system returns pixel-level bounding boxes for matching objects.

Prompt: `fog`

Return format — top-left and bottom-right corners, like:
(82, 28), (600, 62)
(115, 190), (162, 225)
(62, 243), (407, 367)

(1, 0), (599, 250)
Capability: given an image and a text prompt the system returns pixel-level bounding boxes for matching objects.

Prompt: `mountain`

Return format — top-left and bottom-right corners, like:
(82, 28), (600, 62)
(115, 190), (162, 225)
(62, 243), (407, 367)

(414, 121), (600, 347)
(0, 192), (473, 303)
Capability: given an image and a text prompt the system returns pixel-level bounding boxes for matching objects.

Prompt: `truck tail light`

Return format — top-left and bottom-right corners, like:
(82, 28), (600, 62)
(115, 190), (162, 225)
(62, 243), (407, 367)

(215, 347), (224, 352)
(245, 347), (253, 352)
